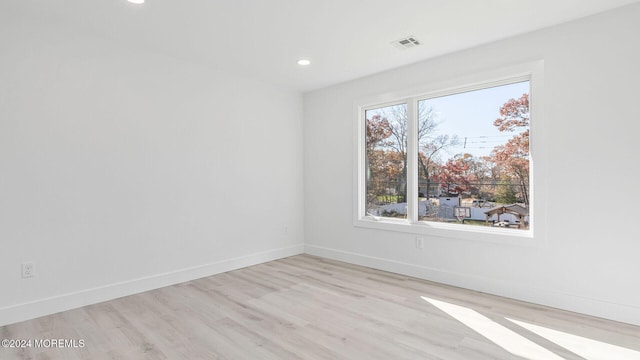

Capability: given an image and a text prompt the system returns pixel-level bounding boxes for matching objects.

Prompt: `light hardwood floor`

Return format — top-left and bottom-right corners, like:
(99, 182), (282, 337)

(2, 254), (639, 359)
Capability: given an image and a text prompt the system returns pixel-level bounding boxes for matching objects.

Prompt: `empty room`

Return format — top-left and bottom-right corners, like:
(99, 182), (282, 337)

(1, 1), (639, 359)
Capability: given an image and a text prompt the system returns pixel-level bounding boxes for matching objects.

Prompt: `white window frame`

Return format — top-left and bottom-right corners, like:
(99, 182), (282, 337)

(353, 61), (547, 247)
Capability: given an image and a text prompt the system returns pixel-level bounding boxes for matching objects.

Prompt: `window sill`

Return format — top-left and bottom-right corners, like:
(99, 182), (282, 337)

(354, 216), (544, 248)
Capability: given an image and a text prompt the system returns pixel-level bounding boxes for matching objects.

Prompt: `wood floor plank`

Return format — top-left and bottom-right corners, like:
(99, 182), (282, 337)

(2, 254), (639, 359)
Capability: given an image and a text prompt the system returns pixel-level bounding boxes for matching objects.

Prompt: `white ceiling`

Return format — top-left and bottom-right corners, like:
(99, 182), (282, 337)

(3, 0), (639, 92)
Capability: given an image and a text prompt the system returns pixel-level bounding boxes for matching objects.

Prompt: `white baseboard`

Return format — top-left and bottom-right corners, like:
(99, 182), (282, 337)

(305, 244), (640, 327)
(5, 243), (638, 328)
(0, 244), (304, 327)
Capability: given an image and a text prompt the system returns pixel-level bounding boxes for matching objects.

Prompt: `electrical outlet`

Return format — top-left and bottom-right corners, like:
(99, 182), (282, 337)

(416, 237), (424, 249)
(22, 262), (35, 278)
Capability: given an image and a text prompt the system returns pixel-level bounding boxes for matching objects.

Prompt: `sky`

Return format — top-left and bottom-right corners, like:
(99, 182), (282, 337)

(424, 81), (529, 158)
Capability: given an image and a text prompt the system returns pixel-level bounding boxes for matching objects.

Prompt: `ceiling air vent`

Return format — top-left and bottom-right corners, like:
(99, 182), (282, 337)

(392, 36), (421, 50)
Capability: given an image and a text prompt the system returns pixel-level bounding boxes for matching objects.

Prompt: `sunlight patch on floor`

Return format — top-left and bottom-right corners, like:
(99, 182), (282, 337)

(507, 318), (640, 360)
(421, 296), (564, 360)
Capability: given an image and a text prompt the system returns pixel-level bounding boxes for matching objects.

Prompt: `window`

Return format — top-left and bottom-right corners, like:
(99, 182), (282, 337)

(365, 103), (408, 219)
(356, 64), (543, 242)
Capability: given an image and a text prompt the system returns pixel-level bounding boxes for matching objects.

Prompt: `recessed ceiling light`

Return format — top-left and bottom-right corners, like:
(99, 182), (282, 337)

(297, 59), (311, 66)
(128, 0), (144, 4)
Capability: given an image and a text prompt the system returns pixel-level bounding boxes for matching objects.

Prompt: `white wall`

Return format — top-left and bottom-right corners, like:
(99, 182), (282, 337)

(0, 14), (304, 326)
(304, 4), (640, 326)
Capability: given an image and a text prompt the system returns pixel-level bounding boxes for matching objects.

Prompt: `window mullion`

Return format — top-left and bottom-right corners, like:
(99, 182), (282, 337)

(406, 98), (418, 224)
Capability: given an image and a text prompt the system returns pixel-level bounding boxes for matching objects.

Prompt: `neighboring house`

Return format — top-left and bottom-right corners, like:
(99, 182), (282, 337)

(484, 204), (530, 229)
(439, 194), (461, 208)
